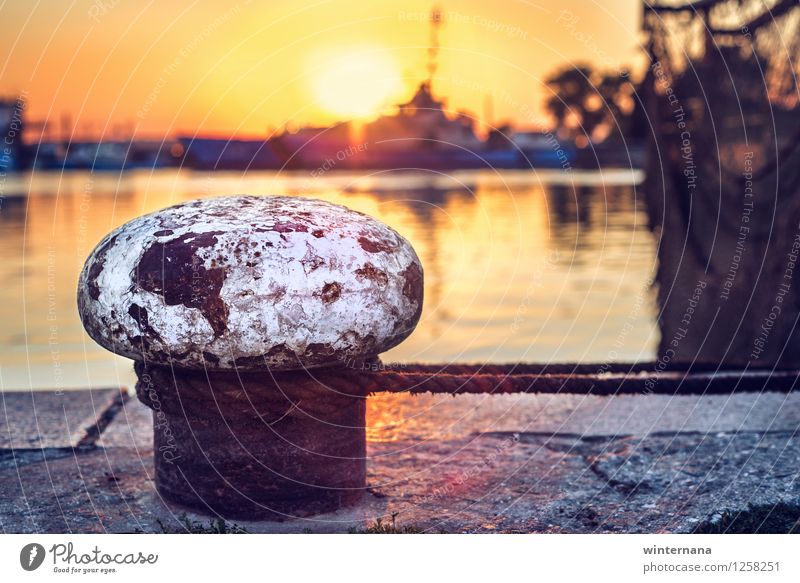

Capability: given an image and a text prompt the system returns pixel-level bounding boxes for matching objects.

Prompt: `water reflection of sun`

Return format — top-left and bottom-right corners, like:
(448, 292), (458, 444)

(310, 49), (402, 119)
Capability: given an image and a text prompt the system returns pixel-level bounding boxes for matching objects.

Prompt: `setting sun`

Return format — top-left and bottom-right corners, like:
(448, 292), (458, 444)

(311, 50), (402, 119)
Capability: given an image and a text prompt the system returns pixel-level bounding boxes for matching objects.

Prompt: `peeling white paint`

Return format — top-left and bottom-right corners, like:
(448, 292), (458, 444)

(78, 195), (424, 371)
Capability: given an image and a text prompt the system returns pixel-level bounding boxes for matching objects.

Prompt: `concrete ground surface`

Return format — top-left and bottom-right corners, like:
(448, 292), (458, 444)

(1, 386), (798, 533)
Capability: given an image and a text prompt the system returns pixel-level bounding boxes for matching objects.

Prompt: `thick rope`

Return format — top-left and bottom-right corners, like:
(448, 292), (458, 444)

(321, 364), (800, 396)
(136, 361), (800, 404)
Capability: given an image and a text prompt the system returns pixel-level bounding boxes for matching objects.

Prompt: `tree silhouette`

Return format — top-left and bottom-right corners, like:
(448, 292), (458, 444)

(544, 65), (635, 145)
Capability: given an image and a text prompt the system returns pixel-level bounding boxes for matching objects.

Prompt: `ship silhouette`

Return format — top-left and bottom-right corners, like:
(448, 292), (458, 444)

(269, 81), (534, 171)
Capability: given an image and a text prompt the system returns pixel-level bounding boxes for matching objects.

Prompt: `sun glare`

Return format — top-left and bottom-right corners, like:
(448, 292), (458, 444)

(312, 50), (402, 119)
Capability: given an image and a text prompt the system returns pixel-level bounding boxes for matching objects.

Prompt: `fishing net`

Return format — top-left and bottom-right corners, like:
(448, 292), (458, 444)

(642, 0), (800, 366)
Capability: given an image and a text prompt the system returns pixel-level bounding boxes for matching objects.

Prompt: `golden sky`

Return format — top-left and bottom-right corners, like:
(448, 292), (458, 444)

(0, 0), (643, 139)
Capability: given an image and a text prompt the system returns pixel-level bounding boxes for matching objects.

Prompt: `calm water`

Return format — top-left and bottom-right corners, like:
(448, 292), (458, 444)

(0, 168), (656, 395)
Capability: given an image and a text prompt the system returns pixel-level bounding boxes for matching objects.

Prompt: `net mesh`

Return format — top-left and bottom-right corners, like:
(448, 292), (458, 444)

(642, 0), (800, 366)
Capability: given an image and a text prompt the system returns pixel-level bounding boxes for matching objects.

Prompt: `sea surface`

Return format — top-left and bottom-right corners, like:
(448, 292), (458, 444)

(0, 168), (657, 398)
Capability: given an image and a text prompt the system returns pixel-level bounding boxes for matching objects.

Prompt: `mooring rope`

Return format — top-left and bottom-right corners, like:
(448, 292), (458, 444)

(135, 361), (800, 404)
(328, 363), (800, 396)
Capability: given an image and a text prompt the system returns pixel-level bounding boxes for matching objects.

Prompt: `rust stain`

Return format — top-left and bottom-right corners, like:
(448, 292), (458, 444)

(135, 231), (229, 337)
(355, 263), (389, 286)
(358, 236), (393, 253)
(318, 281), (342, 304)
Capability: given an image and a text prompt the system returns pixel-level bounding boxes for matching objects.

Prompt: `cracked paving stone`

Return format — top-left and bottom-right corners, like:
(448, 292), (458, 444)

(0, 389), (124, 450)
(2, 389), (799, 533)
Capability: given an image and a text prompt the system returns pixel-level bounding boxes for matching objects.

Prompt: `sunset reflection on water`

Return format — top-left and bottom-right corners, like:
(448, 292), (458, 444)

(0, 168), (655, 437)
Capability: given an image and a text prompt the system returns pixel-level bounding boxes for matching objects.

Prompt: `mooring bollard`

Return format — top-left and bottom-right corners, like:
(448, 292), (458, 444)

(77, 195), (424, 519)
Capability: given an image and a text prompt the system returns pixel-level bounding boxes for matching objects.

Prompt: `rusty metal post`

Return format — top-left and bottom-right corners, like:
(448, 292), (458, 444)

(135, 363), (368, 519)
(77, 195), (424, 519)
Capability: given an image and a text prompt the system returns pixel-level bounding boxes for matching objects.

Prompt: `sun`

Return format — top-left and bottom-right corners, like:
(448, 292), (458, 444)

(311, 50), (402, 119)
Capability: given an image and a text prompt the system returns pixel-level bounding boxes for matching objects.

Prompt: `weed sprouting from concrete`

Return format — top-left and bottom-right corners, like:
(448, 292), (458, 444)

(135, 513), (249, 533)
(348, 512), (436, 534)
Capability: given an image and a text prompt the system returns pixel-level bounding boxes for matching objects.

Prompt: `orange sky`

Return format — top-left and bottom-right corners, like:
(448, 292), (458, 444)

(0, 0), (644, 140)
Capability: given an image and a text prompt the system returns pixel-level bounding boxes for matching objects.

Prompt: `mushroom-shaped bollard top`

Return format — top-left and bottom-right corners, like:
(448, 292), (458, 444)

(78, 195), (423, 370)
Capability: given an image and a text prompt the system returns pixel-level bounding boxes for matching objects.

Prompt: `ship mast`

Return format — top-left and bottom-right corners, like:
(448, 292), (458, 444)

(426, 6), (443, 89)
